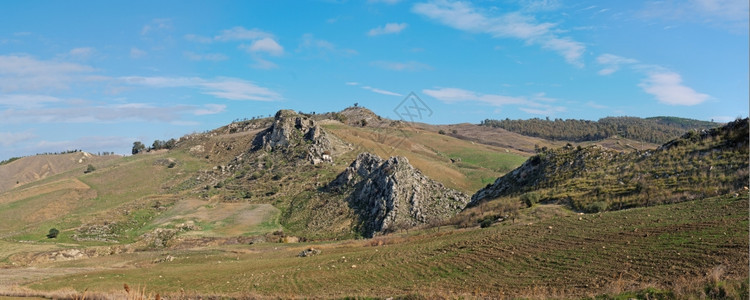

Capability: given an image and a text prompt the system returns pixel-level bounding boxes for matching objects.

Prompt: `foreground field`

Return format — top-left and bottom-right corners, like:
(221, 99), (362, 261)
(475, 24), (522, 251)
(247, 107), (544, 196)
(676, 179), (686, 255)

(3, 194), (746, 299)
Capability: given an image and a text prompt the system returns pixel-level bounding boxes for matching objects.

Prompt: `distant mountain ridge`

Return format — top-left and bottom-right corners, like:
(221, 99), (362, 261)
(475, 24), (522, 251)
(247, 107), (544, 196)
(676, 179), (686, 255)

(480, 116), (720, 144)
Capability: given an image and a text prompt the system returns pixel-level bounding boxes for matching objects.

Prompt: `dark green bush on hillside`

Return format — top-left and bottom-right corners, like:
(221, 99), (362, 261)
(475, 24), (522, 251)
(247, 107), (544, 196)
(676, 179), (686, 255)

(46, 228), (59, 239)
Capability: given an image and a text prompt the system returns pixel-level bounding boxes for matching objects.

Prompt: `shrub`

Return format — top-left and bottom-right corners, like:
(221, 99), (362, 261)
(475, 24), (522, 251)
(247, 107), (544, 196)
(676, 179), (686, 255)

(46, 228), (59, 239)
(520, 192), (540, 207)
(479, 219), (493, 228)
(84, 164), (96, 173)
(438, 129), (446, 135)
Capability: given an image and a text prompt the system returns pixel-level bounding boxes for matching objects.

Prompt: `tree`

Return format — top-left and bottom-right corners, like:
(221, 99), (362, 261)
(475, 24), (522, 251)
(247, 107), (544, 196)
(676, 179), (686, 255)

(46, 228), (59, 239)
(132, 141), (146, 155)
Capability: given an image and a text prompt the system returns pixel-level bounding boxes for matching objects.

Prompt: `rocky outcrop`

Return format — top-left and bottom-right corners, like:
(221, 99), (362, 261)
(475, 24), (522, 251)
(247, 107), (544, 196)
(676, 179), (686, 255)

(329, 152), (469, 237)
(253, 110), (339, 164)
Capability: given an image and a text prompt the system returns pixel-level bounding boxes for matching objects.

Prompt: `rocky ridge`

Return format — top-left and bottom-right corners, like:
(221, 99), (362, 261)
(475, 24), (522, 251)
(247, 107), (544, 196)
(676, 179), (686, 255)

(252, 110), (343, 164)
(329, 152), (469, 237)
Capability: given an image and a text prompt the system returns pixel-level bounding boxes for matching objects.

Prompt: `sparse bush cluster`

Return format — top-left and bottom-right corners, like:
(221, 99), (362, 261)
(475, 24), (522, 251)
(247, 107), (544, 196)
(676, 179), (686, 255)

(132, 139), (177, 154)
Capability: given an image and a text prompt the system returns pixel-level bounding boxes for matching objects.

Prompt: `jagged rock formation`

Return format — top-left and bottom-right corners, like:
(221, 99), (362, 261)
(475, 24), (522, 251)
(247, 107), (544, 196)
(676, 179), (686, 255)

(470, 118), (749, 212)
(253, 110), (342, 164)
(329, 152), (469, 237)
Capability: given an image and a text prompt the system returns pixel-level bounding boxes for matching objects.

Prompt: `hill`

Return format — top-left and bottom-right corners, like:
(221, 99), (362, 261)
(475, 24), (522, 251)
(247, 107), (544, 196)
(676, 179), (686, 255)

(471, 118), (749, 212)
(0, 152), (119, 193)
(0, 109), (745, 298)
(480, 116), (720, 144)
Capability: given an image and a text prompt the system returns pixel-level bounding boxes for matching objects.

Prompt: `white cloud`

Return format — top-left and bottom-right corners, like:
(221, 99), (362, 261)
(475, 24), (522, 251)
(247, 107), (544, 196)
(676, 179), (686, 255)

(368, 23), (408, 36)
(596, 53), (711, 106)
(596, 53), (638, 75)
(345, 82), (360, 86)
(69, 47), (95, 59)
(412, 0), (585, 66)
(130, 47), (147, 59)
(121, 76), (282, 101)
(371, 60), (432, 71)
(638, 71), (710, 106)
(214, 27), (273, 41)
(0, 55), (95, 91)
(184, 51), (228, 61)
(194, 104), (227, 115)
(244, 38), (284, 56)
(362, 86), (402, 96)
(0, 130), (36, 146)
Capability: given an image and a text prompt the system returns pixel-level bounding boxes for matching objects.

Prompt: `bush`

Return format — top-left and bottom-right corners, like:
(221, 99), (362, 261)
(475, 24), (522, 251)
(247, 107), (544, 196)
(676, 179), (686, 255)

(46, 228), (59, 239)
(84, 164), (96, 173)
(438, 129), (446, 135)
(479, 219), (493, 228)
(520, 192), (540, 207)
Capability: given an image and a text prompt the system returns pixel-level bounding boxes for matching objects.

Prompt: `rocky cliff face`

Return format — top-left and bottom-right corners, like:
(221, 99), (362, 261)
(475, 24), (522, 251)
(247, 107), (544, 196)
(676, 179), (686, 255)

(329, 152), (469, 237)
(253, 110), (342, 164)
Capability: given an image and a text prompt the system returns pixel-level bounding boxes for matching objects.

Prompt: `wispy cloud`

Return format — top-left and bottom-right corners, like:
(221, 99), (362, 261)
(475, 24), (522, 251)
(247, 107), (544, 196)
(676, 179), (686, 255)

(0, 94), (61, 109)
(184, 51), (228, 62)
(194, 104), (227, 115)
(596, 53), (711, 106)
(412, 0), (585, 66)
(640, 0), (749, 31)
(298, 34), (357, 57)
(362, 86), (402, 96)
(423, 87), (566, 115)
(0, 55), (95, 92)
(346, 82), (401, 96)
(121, 76), (282, 101)
(214, 27), (273, 41)
(370, 60), (432, 71)
(141, 18), (172, 35)
(0, 130), (36, 146)
(368, 0), (402, 4)
(367, 23), (408, 36)
(69, 47), (95, 59)
(596, 54), (638, 75)
(130, 47), (147, 59)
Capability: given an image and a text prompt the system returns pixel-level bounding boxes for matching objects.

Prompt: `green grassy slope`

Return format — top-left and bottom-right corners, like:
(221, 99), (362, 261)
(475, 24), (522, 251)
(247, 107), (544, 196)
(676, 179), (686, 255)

(25, 194), (748, 299)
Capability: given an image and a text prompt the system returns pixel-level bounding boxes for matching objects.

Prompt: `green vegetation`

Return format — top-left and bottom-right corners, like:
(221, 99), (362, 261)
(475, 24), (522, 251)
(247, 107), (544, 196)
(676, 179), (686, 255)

(0, 156), (22, 166)
(474, 119), (749, 213)
(45, 228), (59, 239)
(481, 116), (720, 144)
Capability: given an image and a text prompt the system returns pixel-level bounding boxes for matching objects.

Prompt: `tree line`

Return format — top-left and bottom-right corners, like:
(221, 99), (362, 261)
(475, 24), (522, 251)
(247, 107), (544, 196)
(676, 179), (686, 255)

(479, 116), (719, 144)
(132, 139), (177, 155)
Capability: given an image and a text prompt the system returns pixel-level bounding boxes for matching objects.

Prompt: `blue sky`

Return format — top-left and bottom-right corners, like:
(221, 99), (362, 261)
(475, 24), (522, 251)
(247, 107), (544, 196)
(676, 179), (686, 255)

(1, 0), (748, 159)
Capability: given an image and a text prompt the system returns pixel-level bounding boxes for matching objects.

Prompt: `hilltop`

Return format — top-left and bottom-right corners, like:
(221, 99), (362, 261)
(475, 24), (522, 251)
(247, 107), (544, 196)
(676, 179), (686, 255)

(0, 152), (119, 193)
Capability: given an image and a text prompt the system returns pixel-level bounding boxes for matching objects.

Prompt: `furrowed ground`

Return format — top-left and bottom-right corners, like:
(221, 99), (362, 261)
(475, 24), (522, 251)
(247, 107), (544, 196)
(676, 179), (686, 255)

(18, 194), (748, 299)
